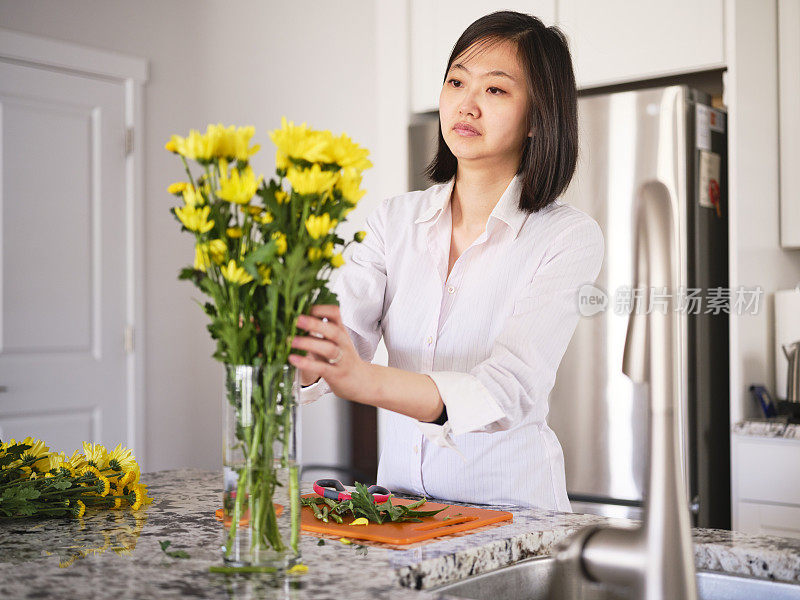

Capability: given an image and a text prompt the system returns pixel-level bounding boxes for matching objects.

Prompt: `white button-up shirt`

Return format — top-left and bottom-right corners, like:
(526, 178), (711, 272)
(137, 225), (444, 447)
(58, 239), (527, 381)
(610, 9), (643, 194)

(299, 173), (604, 510)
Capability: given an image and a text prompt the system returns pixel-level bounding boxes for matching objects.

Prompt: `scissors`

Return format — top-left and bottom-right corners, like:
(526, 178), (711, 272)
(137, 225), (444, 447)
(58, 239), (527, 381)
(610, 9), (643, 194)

(313, 479), (391, 503)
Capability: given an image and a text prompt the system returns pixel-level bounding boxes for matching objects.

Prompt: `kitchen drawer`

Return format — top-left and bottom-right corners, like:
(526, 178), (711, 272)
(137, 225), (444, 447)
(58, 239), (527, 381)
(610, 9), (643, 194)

(735, 436), (800, 505)
(737, 501), (800, 539)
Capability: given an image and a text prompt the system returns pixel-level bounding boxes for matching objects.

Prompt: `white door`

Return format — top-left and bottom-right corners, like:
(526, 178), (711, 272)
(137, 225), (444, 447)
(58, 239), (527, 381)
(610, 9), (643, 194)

(0, 60), (129, 455)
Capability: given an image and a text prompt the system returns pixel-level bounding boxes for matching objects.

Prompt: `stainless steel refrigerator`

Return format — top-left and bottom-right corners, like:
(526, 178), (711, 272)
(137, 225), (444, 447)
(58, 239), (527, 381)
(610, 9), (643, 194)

(408, 85), (730, 529)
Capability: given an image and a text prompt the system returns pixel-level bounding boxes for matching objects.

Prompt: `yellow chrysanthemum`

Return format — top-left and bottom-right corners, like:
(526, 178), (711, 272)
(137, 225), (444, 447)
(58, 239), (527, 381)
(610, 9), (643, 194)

(330, 253), (344, 268)
(220, 260), (253, 285)
(18, 437), (51, 471)
(226, 227), (243, 239)
(242, 206), (274, 225)
(217, 159), (263, 205)
(354, 231), (367, 243)
(82, 442), (109, 469)
(129, 483), (152, 510)
(167, 182), (188, 195)
(268, 117), (331, 165)
(66, 450), (86, 472)
(305, 213), (338, 239)
(181, 185), (204, 208)
(257, 265), (272, 285)
(217, 124), (261, 161)
(194, 239), (227, 272)
(307, 247), (322, 261)
(275, 190), (290, 204)
(118, 470), (136, 487)
(106, 444), (140, 478)
(74, 500), (86, 518)
(129, 485), (145, 510)
(271, 232), (287, 255)
(322, 241), (334, 258)
(287, 163), (338, 197)
(81, 464), (102, 479)
(323, 133), (372, 171)
(167, 123), (260, 163)
(40, 451), (68, 473)
(98, 474), (111, 497)
(256, 212), (273, 225)
(175, 204), (214, 233)
(336, 166), (367, 204)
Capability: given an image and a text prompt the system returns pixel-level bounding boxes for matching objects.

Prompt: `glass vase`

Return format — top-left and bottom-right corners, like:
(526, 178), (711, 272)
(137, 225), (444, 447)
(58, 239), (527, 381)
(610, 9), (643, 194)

(221, 363), (301, 570)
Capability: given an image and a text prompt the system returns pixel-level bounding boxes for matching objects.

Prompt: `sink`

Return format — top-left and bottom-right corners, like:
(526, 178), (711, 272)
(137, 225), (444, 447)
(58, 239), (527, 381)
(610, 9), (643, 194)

(431, 556), (800, 600)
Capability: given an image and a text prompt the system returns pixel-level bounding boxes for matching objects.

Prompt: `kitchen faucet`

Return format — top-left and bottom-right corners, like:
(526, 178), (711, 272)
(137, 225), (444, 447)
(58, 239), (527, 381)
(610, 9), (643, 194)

(549, 181), (698, 600)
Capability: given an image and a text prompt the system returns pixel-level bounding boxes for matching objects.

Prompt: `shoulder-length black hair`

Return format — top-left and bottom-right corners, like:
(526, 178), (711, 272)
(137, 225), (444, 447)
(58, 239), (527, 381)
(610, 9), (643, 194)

(425, 11), (578, 213)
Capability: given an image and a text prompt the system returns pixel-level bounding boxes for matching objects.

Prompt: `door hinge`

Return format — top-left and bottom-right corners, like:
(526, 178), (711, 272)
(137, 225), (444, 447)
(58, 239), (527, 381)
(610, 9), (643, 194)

(125, 127), (134, 156)
(124, 326), (135, 354)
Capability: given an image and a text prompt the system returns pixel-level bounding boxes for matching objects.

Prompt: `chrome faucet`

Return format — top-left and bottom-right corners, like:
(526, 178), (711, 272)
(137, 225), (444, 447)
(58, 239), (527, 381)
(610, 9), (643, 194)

(549, 181), (698, 600)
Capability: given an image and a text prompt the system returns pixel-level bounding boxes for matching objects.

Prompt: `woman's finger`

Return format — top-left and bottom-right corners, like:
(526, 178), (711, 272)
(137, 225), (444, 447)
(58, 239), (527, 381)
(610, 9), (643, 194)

(296, 314), (344, 346)
(291, 335), (340, 361)
(309, 304), (343, 327)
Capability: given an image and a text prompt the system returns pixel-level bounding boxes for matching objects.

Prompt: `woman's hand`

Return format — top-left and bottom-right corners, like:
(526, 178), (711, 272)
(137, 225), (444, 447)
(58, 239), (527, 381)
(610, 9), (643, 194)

(288, 305), (372, 403)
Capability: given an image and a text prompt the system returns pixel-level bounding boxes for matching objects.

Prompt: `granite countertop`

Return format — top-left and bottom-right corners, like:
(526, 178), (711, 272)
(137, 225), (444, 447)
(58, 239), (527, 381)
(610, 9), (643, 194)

(1, 469), (799, 599)
(733, 419), (800, 439)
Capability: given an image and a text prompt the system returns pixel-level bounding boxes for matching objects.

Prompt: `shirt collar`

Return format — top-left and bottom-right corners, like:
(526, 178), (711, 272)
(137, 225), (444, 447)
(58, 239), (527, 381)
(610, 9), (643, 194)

(413, 174), (529, 240)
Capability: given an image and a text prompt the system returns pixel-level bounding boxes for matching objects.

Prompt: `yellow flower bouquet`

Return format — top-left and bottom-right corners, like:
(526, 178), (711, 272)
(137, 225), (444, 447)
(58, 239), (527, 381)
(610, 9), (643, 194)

(0, 437), (151, 519)
(165, 119), (370, 570)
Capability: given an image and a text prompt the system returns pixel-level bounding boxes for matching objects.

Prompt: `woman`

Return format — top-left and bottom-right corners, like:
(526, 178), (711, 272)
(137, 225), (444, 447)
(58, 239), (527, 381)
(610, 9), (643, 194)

(288, 11), (604, 510)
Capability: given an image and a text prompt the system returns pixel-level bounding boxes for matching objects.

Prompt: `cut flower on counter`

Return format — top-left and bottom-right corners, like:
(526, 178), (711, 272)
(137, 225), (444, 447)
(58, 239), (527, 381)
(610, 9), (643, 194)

(0, 438), (151, 519)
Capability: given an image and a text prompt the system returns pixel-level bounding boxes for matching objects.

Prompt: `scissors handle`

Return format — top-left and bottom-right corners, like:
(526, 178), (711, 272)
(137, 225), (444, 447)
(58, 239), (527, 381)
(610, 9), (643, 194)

(313, 479), (348, 501)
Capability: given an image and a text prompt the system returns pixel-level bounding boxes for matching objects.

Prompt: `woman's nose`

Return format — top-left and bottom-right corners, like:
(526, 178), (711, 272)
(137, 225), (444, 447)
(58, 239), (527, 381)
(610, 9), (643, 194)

(458, 85), (481, 118)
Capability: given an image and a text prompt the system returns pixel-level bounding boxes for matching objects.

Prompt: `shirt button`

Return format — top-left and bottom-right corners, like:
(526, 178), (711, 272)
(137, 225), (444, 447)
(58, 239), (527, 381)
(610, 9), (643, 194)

(426, 336), (434, 345)
(447, 285), (455, 294)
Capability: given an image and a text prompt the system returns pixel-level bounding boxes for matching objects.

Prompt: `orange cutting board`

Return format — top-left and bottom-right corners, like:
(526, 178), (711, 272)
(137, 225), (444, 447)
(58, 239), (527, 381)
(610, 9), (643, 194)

(300, 493), (513, 544)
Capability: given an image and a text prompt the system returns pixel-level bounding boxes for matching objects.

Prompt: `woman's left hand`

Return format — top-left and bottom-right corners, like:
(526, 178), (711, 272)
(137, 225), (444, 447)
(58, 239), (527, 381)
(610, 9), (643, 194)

(288, 305), (372, 403)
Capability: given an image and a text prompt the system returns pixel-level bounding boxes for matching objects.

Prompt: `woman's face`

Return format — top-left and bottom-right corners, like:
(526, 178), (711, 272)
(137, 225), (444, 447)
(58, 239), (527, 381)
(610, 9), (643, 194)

(439, 39), (531, 170)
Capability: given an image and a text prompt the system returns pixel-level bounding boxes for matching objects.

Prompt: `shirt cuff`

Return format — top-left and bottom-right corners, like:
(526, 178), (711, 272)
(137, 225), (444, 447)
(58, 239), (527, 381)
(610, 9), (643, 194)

(414, 420), (468, 463)
(297, 377), (332, 406)
(420, 371), (507, 435)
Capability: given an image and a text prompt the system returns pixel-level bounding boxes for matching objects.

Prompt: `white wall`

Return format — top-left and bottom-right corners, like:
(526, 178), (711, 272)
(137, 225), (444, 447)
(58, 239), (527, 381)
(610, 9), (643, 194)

(0, 0), (380, 471)
(725, 0), (800, 424)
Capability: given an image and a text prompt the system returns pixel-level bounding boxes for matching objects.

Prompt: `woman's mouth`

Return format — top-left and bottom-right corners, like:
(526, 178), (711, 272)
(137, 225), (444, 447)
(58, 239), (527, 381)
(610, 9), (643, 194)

(453, 122), (481, 137)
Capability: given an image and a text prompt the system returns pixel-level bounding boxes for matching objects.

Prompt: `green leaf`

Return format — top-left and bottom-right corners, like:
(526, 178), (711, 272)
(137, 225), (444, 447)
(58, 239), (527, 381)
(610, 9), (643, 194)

(178, 267), (198, 281)
(241, 241), (278, 279)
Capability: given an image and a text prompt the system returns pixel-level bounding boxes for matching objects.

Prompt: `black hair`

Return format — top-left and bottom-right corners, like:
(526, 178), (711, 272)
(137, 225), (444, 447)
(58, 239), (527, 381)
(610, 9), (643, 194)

(424, 11), (578, 213)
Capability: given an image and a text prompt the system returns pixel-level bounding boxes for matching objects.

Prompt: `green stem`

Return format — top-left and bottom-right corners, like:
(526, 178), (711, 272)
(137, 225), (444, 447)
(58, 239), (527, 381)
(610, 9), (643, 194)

(209, 565), (277, 574)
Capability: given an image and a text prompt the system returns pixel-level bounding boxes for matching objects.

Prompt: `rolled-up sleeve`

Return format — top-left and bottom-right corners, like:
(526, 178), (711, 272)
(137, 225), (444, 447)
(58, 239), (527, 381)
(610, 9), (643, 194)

(416, 217), (605, 447)
(297, 200), (389, 406)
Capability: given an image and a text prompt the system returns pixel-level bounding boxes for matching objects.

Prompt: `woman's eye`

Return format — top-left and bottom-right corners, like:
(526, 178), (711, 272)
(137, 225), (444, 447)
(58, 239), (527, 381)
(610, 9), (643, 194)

(447, 78), (461, 88)
(488, 87), (505, 95)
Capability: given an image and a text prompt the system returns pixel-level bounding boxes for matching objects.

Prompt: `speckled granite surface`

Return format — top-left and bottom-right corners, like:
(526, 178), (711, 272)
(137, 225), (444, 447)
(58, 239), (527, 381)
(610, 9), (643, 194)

(1, 469), (799, 599)
(732, 420), (800, 439)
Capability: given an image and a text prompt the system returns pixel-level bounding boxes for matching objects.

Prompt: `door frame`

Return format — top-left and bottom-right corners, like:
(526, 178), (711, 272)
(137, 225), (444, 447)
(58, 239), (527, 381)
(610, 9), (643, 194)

(0, 27), (148, 466)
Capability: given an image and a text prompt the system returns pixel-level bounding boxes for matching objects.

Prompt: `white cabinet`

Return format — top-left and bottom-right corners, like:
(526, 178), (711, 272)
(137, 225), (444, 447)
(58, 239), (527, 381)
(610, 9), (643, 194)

(409, 1), (556, 114)
(732, 435), (800, 538)
(557, 0), (726, 89)
(779, 0), (800, 248)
